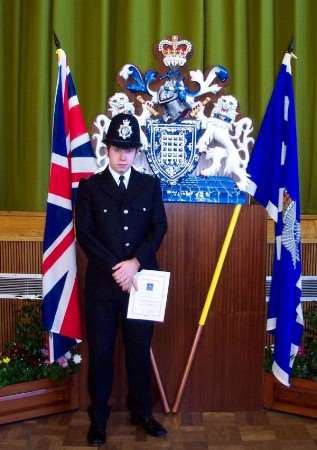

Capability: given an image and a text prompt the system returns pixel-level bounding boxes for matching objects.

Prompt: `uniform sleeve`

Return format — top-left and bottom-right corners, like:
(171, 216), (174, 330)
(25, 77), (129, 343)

(75, 179), (119, 273)
(133, 177), (167, 267)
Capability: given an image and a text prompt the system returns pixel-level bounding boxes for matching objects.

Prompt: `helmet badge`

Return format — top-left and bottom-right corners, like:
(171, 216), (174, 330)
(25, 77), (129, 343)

(118, 119), (132, 140)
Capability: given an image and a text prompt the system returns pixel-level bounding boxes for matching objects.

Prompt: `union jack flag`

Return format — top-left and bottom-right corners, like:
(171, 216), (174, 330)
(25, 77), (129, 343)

(42, 48), (97, 362)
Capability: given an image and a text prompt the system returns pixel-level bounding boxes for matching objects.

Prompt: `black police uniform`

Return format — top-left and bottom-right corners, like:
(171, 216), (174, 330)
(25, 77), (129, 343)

(75, 114), (167, 432)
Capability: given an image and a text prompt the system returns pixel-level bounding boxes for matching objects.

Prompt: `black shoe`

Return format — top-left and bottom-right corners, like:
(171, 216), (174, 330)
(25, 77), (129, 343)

(87, 423), (106, 446)
(130, 415), (167, 437)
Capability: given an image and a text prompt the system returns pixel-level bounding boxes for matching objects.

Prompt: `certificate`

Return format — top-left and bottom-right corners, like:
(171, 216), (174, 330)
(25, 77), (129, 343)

(127, 270), (170, 322)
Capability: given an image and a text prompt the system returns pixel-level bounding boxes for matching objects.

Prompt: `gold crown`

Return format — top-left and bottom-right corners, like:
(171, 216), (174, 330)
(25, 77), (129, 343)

(158, 35), (192, 67)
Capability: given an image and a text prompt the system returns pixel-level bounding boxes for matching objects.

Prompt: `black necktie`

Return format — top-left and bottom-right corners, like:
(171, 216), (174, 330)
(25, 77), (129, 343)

(118, 175), (126, 194)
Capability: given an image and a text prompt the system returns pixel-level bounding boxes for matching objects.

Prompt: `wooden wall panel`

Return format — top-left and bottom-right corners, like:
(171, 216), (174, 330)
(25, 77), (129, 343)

(0, 300), (41, 352)
(266, 243), (317, 275)
(0, 212), (44, 241)
(0, 241), (42, 273)
(1, 212), (317, 243)
(2, 211), (317, 413)
(0, 241), (42, 351)
(302, 244), (317, 275)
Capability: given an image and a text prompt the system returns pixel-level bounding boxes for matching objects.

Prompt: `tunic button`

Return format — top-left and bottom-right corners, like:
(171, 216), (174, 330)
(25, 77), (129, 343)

(125, 242), (130, 247)
(123, 209), (129, 215)
(103, 209), (108, 213)
(142, 207), (147, 211)
(123, 226), (128, 231)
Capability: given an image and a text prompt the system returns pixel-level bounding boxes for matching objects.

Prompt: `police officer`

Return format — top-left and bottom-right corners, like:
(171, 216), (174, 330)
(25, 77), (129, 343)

(75, 113), (168, 446)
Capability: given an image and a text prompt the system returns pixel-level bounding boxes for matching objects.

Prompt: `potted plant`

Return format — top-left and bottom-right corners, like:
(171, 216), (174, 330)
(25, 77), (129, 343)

(264, 304), (317, 418)
(0, 303), (81, 424)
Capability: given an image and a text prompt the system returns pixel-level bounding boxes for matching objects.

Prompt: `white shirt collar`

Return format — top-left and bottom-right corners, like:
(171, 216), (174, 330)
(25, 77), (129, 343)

(108, 165), (131, 188)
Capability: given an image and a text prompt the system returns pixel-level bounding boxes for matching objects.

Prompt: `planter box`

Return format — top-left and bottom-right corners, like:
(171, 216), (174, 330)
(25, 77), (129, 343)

(264, 372), (317, 418)
(0, 375), (79, 425)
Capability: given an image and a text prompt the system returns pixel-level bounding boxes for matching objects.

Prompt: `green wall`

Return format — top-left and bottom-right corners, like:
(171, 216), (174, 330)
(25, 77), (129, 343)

(0, 0), (316, 212)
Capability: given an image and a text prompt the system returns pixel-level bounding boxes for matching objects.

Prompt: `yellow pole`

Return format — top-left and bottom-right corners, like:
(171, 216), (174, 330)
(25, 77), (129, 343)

(172, 204), (242, 413)
(199, 204), (242, 325)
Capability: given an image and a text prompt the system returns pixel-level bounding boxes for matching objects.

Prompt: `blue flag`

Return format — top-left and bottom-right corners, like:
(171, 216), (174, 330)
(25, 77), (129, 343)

(246, 53), (303, 386)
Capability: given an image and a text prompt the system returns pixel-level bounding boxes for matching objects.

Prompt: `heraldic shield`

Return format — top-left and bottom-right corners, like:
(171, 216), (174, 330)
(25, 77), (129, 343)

(92, 35), (255, 204)
(145, 119), (201, 185)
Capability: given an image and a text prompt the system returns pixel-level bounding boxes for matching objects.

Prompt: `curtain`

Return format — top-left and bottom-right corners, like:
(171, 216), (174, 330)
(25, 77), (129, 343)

(0, 0), (316, 212)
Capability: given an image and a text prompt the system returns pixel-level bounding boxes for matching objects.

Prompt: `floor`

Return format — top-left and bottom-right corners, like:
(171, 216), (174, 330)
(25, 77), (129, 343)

(0, 409), (317, 450)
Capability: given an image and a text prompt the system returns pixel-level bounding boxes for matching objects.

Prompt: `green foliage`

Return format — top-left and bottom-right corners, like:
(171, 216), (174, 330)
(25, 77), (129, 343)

(0, 304), (81, 388)
(265, 305), (317, 381)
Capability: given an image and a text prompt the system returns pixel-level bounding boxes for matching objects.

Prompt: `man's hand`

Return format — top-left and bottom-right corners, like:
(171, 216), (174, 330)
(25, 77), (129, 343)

(112, 258), (140, 292)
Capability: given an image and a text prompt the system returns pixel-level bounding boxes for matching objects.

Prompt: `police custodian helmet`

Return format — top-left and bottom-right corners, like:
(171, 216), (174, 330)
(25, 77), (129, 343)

(104, 113), (142, 149)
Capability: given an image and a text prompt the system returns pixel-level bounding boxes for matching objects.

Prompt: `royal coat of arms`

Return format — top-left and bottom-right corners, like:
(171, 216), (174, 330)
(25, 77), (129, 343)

(92, 35), (254, 204)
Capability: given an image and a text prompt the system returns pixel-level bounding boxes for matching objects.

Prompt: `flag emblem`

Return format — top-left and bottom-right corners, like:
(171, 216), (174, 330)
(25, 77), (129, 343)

(281, 192), (301, 269)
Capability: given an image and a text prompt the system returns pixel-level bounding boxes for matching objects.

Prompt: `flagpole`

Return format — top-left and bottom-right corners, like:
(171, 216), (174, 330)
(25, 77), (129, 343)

(150, 348), (170, 413)
(53, 32), (63, 65)
(172, 204), (242, 413)
(287, 37), (295, 54)
(53, 31), (61, 49)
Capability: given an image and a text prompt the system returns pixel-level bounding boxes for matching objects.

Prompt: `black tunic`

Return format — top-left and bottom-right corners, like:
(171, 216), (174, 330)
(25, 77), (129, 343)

(75, 166), (167, 426)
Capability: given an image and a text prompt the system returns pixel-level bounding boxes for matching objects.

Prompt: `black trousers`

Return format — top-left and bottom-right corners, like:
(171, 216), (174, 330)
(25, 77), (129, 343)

(85, 294), (154, 427)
